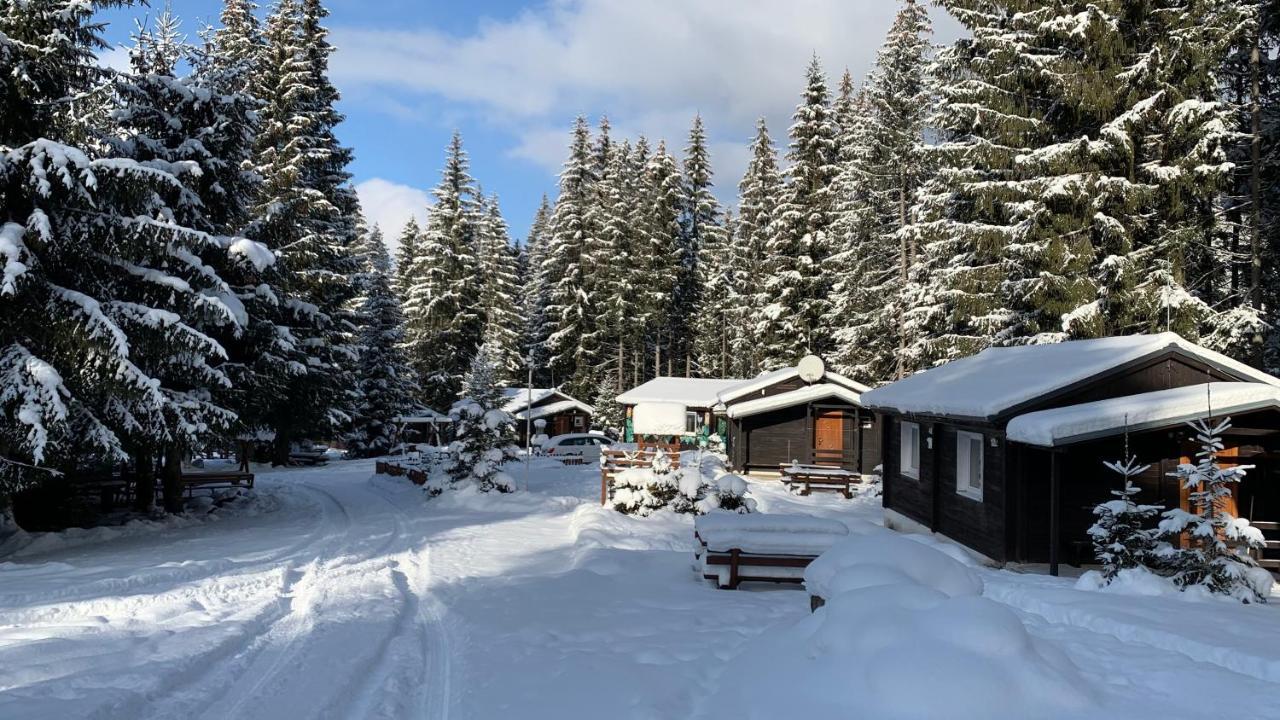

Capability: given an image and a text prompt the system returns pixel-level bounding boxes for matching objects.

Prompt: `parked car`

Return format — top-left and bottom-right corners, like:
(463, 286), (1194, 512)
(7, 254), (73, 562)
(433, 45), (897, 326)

(541, 433), (613, 461)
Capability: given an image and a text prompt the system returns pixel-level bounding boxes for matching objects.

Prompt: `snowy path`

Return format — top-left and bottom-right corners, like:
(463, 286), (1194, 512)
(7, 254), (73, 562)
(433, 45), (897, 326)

(3, 459), (1280, 719)
(0, 462), (453, 720)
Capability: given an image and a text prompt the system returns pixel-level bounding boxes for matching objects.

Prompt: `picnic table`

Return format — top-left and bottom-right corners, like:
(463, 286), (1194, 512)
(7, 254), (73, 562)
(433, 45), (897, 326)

(693, 513), (850, 589)
(779, 463), (861, 499)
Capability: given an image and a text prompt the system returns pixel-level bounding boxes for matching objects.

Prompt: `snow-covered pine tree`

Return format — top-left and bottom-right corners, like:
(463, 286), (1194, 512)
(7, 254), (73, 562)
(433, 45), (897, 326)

(402, 132), (484, 411)
(109, 8), (273, 508)
(762, 56), (841, 368)
(543, 117), (600, 396)
(642, 140), (685, 377)
(447, 343), (519, 493)
(1089, 455), (1162, 582)
(347, 226), (418, 458)
(520, 196), (553, 383)
(683, 114), (731, 377)
(190, 0), (284, 472)
(476, 193), (523, 381)
(1157, 414), (1271, 602)
(735, 118), (784, 377)
(251, 0), (361, 464)
(592, 139), (637, 409)
(830, 1), (933, 383)
(393, 217), (422, 302)
(0, 0), (261, 512)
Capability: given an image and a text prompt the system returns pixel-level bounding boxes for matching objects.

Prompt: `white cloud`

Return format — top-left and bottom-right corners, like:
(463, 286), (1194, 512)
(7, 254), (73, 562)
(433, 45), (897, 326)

(97, 44), (133, 73)
(356, 178), (431, 258)
(331, 1), (964, 206)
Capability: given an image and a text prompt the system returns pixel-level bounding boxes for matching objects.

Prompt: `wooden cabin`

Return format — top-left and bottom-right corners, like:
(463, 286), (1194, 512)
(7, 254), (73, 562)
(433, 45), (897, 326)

(498, 387), (595, 446)
(616, 359), (882, 473)
(617, 377), (749, 444)
(861, 333), (1280, 574)
(720, 366), (880, 474)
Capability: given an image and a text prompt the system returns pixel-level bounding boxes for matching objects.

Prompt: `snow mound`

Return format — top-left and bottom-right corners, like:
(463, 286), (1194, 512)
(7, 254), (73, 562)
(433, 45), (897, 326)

(717, 539), (1093, 720)
(805, 532), (984, 600)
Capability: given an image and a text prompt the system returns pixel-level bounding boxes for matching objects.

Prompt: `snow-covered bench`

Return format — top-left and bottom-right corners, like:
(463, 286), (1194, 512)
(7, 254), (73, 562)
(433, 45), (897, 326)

(694, 513), (849, 589)
(778, 463), (861, 498)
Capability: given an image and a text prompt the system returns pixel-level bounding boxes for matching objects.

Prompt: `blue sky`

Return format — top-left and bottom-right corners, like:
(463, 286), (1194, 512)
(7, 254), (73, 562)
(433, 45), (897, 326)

(99, 1), (961, 249)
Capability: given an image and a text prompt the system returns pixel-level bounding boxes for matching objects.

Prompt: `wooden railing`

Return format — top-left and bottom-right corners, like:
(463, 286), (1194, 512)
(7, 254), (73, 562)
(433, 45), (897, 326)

(1250, 520), (1280, 570)
(375, 460), (428, 486)
(600, 447), (681, 506)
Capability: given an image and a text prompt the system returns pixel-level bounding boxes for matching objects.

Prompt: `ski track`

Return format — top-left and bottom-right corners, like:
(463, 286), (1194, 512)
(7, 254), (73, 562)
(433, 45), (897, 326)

(0, 462), (454, 720)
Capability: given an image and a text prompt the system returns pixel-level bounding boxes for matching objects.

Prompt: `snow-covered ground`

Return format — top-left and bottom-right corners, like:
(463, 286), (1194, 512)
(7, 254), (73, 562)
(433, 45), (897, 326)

(1, 458), (1278, 719)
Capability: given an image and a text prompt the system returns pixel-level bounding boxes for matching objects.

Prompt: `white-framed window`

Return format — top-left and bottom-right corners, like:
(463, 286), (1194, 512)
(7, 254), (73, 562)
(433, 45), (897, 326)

(685, 411), (699, 434)
(956, 431), (984, 501)
(573, 415), (585, 429)
(900, 422), (921, 479)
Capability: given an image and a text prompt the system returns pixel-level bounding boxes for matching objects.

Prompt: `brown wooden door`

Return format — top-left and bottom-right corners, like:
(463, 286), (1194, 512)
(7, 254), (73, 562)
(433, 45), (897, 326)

(1177, 447), (1242, 547)
(814, 412), (844, 466)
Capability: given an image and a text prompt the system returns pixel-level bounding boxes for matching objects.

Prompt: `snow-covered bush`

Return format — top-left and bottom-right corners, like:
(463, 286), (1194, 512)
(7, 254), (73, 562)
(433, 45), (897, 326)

(612, 450), (755, 516)
(612, 450), (679, 515)
(1154, 417), (1271, 603)
(805, 531), (984, 601)
(695, 473), (756, 514)
(1087, 456), (1162, 583)
(445, 346), (519, 493)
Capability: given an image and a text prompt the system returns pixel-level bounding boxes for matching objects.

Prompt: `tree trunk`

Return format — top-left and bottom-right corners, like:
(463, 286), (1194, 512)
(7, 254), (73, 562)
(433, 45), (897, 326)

(160, 444), (184, 514)
(1250, 30), (1263, 311)
(272, 427), (292, 467)
(132, 452), (156, 512)
(654, 332), (660, 379)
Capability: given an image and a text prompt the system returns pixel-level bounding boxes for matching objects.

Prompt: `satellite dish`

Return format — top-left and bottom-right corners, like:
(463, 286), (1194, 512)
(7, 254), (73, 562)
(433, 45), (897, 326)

(797, 355), (826, 383)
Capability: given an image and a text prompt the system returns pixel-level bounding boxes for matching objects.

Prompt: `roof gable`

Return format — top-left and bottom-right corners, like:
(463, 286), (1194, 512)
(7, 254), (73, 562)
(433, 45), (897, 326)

(860, 333), (1279, 421)
(617, 377), (749, 407)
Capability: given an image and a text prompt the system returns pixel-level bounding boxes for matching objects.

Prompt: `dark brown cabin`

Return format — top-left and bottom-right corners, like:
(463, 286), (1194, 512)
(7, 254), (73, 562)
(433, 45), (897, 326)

(497, 388), (595, 446)
(720, 368), (881, 474)
(862, 333), (1280, 574)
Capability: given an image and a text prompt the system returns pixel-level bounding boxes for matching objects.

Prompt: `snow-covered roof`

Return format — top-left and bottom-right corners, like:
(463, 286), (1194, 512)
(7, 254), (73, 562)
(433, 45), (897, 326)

(725, 384), (864, 419)
(617, 377), (749, 408)
(514, 398), (595, 421)
(716, 367), (871, 404)
(860, 333), (1280, 420)
(1006, 382), (1280, 447)
(394, 408), (452, 424)
(499, 387), (560, 414)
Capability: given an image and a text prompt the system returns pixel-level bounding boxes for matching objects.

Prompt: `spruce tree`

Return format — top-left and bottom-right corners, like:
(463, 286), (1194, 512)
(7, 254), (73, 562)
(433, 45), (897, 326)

(543, 117), (600, 395)
(643, 140), (685, 377)
(348, 226), (418, 458)
(683, 115), (730, 377)
(763, 56), (841, 368)
(477, 194), (523, 381)
(520, 196), (553, 382)
(831, 0), (933, 382)
(1089, 455), (1162, 582)
(0, 0), (256, 510)
(402, 132), (483, 411)
(447, 342), (519, 493)
(735, 119), (784, 377)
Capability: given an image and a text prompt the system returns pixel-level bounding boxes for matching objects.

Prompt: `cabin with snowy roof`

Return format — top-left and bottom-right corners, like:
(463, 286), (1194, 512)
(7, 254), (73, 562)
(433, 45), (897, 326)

(495, 388), (594, 445)
(860, 333), (1280, 575)
(617, 358), (881, 473)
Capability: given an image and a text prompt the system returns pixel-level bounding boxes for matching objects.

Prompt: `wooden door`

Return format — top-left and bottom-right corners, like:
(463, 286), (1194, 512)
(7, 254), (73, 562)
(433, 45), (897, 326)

(814, 411), (844, 466)
(1177, 447), (1242, 547)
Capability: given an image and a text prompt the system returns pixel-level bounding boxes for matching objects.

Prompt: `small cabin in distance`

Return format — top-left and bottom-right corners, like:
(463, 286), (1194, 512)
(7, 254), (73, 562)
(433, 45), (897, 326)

(616, 357), (882, 474)
(497, 388), (595, 446)
(861, 333), (1280, 575)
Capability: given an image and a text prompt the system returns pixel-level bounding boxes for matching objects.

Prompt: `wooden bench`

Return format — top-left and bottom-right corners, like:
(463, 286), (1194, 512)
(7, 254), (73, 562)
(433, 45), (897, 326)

(693, 514), (849, 590)
(178, 471), (255, 498)
(779, 463), (861, 499)
(600, 448), (682, 505)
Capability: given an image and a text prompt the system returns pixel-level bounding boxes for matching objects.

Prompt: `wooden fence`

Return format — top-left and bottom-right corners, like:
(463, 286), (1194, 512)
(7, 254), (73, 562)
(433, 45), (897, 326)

(375, 460), (428, 486)
(599, 443), (683, 506)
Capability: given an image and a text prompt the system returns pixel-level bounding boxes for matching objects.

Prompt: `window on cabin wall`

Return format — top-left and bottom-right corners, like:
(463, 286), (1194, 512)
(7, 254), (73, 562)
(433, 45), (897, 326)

(900, 422), (921, 479)
(957, 431), (984, 501)
(685, 412), (699, 434)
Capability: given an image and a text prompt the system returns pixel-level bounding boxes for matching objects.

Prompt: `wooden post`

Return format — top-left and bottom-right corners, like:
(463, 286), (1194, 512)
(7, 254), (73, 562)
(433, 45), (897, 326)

(1049, 450), (1061, 577)
(729, 548), (740, 589)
